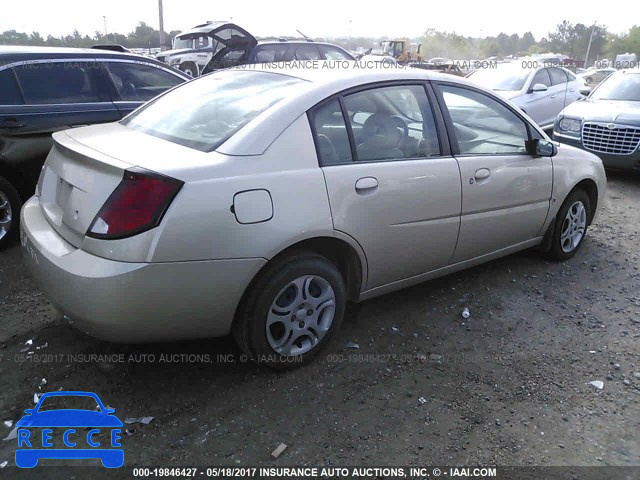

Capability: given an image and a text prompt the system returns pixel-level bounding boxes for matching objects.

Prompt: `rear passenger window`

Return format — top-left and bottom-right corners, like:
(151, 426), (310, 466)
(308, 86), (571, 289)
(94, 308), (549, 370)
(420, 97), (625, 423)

(344, 85), (440, 162)
(310, 99), (352, 166)
(252, 45), (288, 63)
(14, 62), (103, 104)
(0, 69), (23, 105)
(107, 62), (183, 102)
(292, 45), (322, 60)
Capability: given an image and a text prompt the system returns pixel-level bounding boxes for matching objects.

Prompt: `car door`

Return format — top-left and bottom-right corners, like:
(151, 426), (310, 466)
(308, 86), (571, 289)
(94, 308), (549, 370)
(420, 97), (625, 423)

(518, 68), (555, 127)
(311, 84), (462, 290)
(104, 61), (185, 117)
(548, 67), (580, 114)
(434, 83), (552, 263)
(0, 59), (121, 191)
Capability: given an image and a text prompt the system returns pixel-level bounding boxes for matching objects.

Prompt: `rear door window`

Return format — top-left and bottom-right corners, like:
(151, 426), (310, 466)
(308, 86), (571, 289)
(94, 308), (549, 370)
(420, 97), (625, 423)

(309, 99), (353, 166)
(292, 44), (322, 60)
(106, 62), (184, 102)
(252, 44), (289, 63)
(343, 84), (440, 162)
(14, 61), (104, 104)
(0, 69), (23, 105)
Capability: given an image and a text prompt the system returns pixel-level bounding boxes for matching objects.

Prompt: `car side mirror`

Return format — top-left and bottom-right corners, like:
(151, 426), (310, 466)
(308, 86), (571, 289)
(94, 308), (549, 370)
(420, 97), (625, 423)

(24, 408), (35, 414)
(525, 138), (557, 157)
(580, 87), (591, 96)
(529, 83), (548, 93)
(103, 408), (115, 414)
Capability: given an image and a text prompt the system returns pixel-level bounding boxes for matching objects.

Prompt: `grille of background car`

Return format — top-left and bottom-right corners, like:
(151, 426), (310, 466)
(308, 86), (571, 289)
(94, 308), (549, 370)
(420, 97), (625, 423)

(582, 123), (640, 155)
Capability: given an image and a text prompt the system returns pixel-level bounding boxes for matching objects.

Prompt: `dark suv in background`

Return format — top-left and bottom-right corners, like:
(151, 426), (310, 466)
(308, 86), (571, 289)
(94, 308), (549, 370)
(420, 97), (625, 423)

(0, 46), (189, 248)
(202, 37), (356, 74)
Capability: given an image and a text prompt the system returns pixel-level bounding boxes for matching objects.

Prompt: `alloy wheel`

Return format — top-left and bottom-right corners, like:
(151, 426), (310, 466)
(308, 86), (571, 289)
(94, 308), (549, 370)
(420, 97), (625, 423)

(560, 201), (587, 253)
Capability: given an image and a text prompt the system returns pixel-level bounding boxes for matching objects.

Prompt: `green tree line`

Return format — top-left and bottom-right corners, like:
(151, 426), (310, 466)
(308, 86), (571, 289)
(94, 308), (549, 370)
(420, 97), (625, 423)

(1, 20), (639, 64)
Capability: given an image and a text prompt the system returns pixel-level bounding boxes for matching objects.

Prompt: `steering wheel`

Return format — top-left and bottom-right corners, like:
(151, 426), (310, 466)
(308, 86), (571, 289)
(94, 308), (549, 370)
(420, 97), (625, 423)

(391, 115), (409, 144)
(389, 115), (410, 147)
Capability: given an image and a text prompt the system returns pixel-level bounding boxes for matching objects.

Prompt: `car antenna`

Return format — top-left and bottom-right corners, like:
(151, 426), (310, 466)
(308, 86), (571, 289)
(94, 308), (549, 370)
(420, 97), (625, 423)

(296, 30), (311, 40)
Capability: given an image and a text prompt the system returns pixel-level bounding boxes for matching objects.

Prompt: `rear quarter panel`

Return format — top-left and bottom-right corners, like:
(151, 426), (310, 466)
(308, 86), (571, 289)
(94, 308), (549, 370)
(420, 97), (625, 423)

(150, 115), (336, 262)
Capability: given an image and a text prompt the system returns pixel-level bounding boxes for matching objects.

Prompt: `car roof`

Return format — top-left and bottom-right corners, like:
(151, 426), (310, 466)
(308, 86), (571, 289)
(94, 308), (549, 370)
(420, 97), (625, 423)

(0, 45), (166, 64)
(240, 61), (455, 84)
(219, 62), (477, 156)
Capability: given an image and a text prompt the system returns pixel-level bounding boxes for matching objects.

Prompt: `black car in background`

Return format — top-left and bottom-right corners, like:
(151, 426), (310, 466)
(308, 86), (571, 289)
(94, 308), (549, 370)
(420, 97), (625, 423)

(0, 46), (189, 248)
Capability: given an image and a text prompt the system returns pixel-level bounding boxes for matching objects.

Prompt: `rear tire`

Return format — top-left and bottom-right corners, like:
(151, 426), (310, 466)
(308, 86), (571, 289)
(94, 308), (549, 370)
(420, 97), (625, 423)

(0, 176), (22, 251)
(233, 253), (346, 369)
(545, 189), (591, 261)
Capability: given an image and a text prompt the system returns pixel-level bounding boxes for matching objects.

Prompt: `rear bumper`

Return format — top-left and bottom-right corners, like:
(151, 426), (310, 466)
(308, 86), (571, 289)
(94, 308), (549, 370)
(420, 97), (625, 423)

(20, 196), (266, 343)
(554, 134), (640, 171)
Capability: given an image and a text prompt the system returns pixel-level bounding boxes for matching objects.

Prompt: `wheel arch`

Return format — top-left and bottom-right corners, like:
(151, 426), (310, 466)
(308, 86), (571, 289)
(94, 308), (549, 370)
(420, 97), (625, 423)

(0, 157), (33, 200)
(572, 178), (599, 224)
(230, 234), (367, 345)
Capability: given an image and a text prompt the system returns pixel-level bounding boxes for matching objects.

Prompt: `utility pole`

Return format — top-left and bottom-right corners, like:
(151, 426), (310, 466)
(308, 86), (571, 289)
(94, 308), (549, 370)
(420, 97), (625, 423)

(584, 21), (596, 68)
(158, 0), (165, 51)
(103, 16), (108, 40)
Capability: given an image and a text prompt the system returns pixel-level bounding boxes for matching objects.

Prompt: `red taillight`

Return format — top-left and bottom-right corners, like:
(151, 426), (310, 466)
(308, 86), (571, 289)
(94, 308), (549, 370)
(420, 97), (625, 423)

(87, 169), (183, 240)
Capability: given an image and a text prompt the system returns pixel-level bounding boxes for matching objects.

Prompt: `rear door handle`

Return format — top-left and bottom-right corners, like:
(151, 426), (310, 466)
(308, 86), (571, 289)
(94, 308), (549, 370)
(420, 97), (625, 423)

(474, 168), (491, 181)
(550, 94), (557, 98)
(0, 118), (26, 129)
(355, 177), (378, 194)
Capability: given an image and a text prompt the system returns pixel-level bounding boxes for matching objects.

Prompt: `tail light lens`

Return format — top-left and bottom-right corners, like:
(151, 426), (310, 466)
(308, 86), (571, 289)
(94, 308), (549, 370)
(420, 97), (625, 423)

(87, 169), (183, 240)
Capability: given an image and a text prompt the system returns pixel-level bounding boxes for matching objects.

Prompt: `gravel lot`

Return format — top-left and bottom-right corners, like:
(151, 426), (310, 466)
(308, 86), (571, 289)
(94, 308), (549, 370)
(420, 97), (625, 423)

(0, 171), (639, 474)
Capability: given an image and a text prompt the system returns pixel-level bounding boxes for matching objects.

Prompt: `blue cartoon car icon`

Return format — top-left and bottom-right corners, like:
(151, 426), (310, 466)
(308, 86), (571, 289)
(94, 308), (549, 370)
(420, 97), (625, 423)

(15, 391), (123, 468)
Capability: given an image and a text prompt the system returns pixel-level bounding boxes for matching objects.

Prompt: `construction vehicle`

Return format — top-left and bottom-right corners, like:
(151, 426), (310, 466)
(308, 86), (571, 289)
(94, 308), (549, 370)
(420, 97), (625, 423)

(380, 39), (423, 63)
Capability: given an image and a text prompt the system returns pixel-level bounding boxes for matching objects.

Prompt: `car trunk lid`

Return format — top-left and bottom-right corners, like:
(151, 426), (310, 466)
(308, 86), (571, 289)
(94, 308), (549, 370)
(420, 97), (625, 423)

(38, 131), (134, 247)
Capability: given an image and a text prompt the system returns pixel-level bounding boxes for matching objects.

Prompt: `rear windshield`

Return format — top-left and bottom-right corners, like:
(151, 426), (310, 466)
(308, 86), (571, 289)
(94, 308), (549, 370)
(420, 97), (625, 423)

(123, 70), (304, 152)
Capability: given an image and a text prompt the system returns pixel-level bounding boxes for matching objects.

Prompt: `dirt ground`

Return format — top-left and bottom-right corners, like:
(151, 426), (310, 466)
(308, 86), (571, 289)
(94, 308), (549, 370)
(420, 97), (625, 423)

(0, 171), (639, 475)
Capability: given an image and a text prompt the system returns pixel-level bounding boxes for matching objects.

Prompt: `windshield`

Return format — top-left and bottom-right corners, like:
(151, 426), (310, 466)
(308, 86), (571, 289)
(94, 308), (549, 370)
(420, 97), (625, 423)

(173, 36), (193, 50)
(124, 70), (305, 152)
(468, 65), (531, 91)
(37, 395), (100, 412)
(591, 72), (640, 101)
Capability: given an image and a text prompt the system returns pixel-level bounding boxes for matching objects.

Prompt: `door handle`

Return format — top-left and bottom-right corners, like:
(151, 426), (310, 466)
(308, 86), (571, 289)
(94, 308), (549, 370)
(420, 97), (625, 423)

(355, 177), (378, 194)
(474, 168), (491, 181)
(550, 94), (557, 98)
(0, 118), (26, 129)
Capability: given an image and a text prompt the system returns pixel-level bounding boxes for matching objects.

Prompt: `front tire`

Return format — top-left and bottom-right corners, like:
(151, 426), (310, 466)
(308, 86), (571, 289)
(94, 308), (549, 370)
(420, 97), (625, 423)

(0, 176), (22, 251)
(233, 253), (346, 369)
(545, 189), (591, 261)
(179, 62), (198, 77)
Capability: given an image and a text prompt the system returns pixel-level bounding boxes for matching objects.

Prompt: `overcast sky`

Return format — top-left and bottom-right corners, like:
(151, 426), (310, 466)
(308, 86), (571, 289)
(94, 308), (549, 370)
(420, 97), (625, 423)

(0, 0), (633, 40)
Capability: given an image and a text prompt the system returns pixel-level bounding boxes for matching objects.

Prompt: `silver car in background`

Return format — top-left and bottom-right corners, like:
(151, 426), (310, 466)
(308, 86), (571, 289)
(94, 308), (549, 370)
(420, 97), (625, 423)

(468, 62), (584, 129)
(21, 64), (606, 368)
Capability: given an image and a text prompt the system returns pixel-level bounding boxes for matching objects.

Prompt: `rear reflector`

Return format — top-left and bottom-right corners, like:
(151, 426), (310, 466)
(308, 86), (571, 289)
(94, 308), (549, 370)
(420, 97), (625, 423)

(87, 169), (183, 240)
